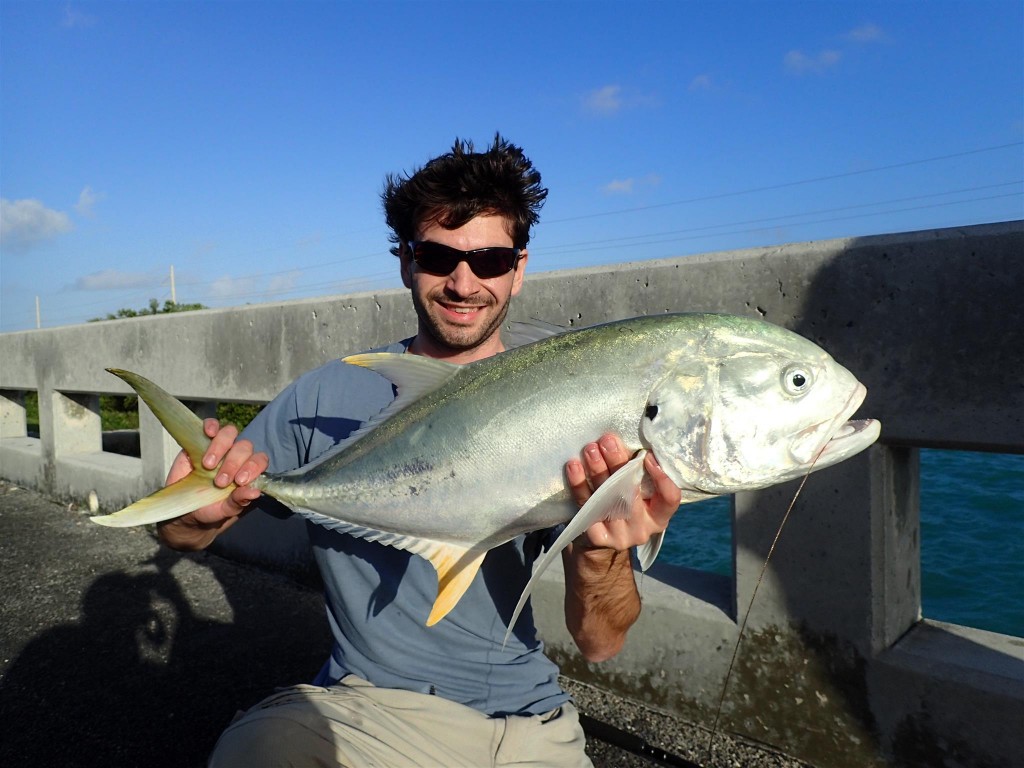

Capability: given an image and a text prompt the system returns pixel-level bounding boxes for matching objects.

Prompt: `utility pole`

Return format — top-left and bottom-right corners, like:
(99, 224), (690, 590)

(35, 296), (41, 329)
(170, 265), (176, 304)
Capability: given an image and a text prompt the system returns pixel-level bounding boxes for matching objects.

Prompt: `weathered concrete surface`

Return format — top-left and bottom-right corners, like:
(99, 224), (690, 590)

(0, 480), (810, 768)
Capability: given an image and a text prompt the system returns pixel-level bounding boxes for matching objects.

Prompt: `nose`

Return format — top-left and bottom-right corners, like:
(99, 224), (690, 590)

(445, 260), (478, 297)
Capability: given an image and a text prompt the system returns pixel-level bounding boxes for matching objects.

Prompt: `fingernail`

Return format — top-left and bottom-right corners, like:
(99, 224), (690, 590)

(236, 471), (249, 485)
(216, 472), (229, 486)
(599, 435), (617, 453)
(203, 454), (217, 469)
(585, 444), (602, 461)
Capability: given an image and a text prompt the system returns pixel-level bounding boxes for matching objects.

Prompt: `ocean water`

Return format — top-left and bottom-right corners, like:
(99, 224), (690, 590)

(657, 449), (1024, 638)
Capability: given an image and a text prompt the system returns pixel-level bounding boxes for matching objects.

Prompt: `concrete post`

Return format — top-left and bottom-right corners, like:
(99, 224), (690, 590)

(733, 445), (920, 657)
(0, 390), (27, 438)
(50, 391), (102, 456)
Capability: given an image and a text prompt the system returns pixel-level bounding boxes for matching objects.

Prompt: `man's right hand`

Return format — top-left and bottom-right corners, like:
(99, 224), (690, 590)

(157, 419), (270, 552)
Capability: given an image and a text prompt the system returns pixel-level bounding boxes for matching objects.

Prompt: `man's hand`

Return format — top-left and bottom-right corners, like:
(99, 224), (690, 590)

(566, 434), (681, 550)
(561, 434), (682, 662)
(157, 419), (269, 551)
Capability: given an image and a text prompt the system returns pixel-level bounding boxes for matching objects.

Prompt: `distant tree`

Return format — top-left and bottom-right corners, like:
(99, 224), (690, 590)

(85, 298), (263, 430)
(89, 299), (206, 322)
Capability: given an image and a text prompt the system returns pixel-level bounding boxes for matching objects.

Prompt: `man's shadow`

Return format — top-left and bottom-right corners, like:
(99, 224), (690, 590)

(0, 545), (330, 768)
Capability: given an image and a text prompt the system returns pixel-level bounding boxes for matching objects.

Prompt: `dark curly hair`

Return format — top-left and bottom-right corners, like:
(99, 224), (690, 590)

(382, 133), (547, 257)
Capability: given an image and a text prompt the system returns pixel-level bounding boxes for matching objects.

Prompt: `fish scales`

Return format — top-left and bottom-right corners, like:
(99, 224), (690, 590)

(92, 313), (881, 632)
(261, 316), (682, 544)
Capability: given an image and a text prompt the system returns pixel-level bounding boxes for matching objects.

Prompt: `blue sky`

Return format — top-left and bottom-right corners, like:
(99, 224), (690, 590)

(2, 0), (1021, 332)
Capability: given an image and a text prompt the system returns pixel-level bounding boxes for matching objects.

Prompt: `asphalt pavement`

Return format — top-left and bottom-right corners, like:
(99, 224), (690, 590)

(0, 480), (806, 768)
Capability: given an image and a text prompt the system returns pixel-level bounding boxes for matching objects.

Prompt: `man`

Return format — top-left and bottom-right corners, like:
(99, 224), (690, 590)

(160, 135), (681, 767)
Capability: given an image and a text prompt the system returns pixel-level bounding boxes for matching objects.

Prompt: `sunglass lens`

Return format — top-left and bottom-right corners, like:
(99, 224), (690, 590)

(412, 243), (518, 278)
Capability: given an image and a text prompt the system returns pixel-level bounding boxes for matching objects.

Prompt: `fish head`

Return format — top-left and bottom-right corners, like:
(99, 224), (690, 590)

(642, 318), (880, 495)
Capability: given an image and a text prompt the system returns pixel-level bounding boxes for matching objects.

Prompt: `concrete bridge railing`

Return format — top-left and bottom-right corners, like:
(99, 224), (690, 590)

(2, 221), (1022, 768)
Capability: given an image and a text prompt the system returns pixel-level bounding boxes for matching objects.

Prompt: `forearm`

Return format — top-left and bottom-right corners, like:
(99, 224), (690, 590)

(562, 542), (641, 662)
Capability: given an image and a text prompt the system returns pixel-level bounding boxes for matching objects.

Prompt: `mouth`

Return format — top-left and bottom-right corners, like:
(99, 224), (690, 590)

(791, 383), (880, 469)
(437, 301), (489, 322)
(813, 383), (881, 468)
(815, 417), (881, 468)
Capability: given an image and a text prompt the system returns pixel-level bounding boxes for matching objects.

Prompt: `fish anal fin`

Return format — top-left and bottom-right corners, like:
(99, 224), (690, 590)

(422, 544), (488, 626)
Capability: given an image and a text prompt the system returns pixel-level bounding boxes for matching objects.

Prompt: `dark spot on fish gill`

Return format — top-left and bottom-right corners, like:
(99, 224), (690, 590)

(645, 404), (659, 420)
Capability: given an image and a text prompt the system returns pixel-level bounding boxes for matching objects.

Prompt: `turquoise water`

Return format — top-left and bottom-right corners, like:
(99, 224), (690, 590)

(658, 449), (1024, 637)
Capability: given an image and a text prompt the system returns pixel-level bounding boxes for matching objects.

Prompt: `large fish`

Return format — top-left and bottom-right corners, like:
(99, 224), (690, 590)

(92, 313), (880, 639)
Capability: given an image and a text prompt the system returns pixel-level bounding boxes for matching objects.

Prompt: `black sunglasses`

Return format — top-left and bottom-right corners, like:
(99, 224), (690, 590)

(407, 241), (522, 279)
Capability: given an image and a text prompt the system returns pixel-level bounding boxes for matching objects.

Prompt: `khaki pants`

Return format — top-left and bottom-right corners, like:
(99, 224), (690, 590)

(208, 675), (593, 768)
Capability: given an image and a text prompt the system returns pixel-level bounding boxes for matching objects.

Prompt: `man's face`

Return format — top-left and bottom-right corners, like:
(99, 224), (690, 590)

(401, 214), (527, 362)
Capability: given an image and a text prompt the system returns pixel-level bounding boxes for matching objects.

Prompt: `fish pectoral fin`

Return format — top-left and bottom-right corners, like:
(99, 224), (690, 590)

(91, 471), (230, 527)
(419, 543), (488, 626)
(636, 529), (665, 571)
(502, 450), (649, 647)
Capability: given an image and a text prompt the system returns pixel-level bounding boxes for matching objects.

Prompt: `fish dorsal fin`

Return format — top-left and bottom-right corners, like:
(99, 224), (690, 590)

(340, 353), (463, 442)
(502, 319), (566, 349)
(290, 507), (487, 626)
(503, 450), (650, 646)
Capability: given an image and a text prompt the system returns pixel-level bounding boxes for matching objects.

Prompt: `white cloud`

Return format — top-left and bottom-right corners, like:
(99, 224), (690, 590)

(74, 186), (100, 217)
(62, 3), (96, 28)
(208, 275), (259, 301)
(846, 23), (884, 43)
(784, 49), (842, 75)
(601, 174), (661, 195)
(268, 270), (303, 295)
(688, 74), (714, 92)
(0, 198), (74, 249)
(603, 179), (635, 195)
(582, 84), (660, 116)
(583, 85), (624, 115)
(73, 269), (158, 291)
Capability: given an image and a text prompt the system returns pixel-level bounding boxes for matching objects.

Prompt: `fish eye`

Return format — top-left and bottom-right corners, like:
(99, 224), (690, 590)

(782, 367), (812, 396)
(645, 403), (659, 421)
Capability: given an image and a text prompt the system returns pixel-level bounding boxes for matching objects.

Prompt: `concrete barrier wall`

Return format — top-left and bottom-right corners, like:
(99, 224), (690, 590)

(2, 221), (1022, 767)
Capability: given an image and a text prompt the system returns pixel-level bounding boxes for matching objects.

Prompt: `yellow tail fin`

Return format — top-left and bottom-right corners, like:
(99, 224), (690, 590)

(90, 369), (232, 527)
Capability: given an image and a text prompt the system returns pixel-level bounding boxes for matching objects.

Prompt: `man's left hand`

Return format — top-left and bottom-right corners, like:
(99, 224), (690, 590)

(565, 434), (681, 551)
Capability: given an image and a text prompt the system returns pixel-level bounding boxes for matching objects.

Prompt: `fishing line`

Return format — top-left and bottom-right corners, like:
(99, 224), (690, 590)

(703, 446), (826, 765)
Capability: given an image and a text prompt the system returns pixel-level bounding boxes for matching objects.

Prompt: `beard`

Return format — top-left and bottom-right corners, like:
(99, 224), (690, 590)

(411, 286), (512, 353)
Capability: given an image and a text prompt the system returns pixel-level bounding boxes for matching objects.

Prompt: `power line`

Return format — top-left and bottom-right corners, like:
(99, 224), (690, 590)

(540, 181), (1023, 255)
(543, 141), (1024, 225)
(19, 143), (1021, 329)
(544, 193), (1022, 263)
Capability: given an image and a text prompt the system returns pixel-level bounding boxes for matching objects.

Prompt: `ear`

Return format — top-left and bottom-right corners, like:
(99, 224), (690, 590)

(399, 244), (414, 289)
(510, 249), (528, 296)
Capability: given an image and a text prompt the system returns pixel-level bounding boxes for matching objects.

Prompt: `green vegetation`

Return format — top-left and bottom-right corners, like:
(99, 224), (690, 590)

(25, 391), (39, 432)
(217, 402), (263, 429)
(21, 298), (265, 436)
(21, 391), (262, 433)
(89, 298), (207, 322)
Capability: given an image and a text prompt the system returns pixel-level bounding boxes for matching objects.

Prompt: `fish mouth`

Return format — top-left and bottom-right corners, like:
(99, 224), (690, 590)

(789, 383), (880, 470)
(815, 417), (881, 469)
(811, 384), (881, 469)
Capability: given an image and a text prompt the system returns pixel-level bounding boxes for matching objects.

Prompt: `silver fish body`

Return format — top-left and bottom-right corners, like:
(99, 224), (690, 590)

(93, 313), (880, 630)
